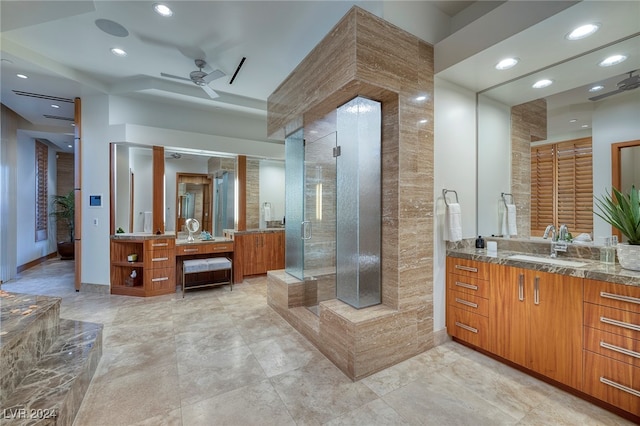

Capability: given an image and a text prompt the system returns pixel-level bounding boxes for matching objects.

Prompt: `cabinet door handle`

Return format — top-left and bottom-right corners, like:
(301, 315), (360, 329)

(600, 341), (640, 359)
(600, 377), (640, 398)
(600, 291), (640, 305)
(600, 316), (640, 332)
(152, 257), (169, 262)
(518, 274), (524, 302)
(454, 321), (478, 334)
(455, 298), (478, 308)
(534, 277), (540, 305)
(183, 248), (199, 253)
(455, 281), (478, 291)
(152, 243), (168, 247)
(151, 277), (169, 282)
(454, 265), (478, 273)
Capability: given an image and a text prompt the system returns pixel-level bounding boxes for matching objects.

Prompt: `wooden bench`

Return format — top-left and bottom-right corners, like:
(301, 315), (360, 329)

(182, 257), (232, 297)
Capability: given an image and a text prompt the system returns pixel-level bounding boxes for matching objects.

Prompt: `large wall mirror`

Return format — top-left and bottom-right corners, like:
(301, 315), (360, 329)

(477, 33), (640, 242)
(111, 143), (285, 236)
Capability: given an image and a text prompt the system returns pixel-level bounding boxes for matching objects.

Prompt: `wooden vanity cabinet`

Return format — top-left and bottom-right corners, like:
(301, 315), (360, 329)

(489, 264), (583, 389)
(583, 279), (640, 415)
(445, 258), (491, 350)
(231, 231), (284, 282)
(110, 237), (176, 297)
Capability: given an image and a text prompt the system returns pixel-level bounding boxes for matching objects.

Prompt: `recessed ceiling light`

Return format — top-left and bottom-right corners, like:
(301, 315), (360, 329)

(589, 85), (604, 92)
(581, 124), (589, 128)
(16, 73), (27, 79)
(153, 3), (173, 17)
(419, 119), (428, 124)
(51, 104), (60, 109)
(569, 119), (577, 123)
(415, 95), (427, 101)
(566, 23), (600, 40)
(599, 54), (627, 67)
(110, 47), (127, 57)
(495, 57), (519, 70)
(532, 79), (553, 89)
(68, 144), (73, 148)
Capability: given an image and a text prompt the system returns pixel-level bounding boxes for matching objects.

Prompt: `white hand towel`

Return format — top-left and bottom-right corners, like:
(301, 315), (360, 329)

(263, 205), (272, 222)
(446, 203), (462, 242)
(143, 211), (152, 233)
(505, 204), (517, 236)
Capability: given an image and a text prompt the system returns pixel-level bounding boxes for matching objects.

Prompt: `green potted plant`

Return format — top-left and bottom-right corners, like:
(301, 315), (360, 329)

(594, 185), (640, 270)
(50, 190), (75, 260)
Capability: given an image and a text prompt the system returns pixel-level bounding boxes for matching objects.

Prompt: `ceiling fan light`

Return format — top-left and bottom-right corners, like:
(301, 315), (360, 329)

(154, 3), (173, 17)
(110, 47), (127, 57)
(532, 79), (553, 89)
(599, 54), (627, 67)
(495, 57), (519, 70)
(589, 85), (604, 92)
(566, 23), (600, 40)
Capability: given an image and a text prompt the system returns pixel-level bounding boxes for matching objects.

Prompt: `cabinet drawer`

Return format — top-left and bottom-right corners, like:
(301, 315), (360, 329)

(447, 288), (489, 317)
(176, 243), (233, 256)
(583, 351), (640, 415)
(144, 267), (175, 292)
(447, 257), (489, 280)
(447, 306), (489, 350)
(584, 280), (640, 312)
(585, 326), (640, 368)
(143, 249), (175, 269)
(447, 273), (489, 299)
(585, 303), (640, 341)
(144, 238), (175, 251)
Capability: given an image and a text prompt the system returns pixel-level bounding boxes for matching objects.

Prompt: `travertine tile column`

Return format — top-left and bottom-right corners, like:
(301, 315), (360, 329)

(267, 6), (434, 380)
(511, 99), (547, 238)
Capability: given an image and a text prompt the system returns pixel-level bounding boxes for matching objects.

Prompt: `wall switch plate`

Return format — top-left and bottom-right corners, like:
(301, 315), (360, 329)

(93, 218), (98, 227)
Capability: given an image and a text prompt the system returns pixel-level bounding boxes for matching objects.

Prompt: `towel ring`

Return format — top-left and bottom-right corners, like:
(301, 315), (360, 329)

(501, 192), (514, 208)
(443, 189), (459, 206)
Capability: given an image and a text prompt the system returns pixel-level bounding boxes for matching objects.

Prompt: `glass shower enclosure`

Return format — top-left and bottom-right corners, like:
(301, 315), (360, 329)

(285, 96), (381, 310)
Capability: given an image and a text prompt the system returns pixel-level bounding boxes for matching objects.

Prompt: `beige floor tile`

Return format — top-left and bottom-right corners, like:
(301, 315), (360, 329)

(323, 398), (409, 425)
(248, 333), (323, 377)
(102, 320), (176, 348)
(181, 379), (295, 426)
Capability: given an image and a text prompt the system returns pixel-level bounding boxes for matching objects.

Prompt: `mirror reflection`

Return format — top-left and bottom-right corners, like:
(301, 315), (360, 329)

(477, 34), (640, 242)
(113, 144), (154, 233)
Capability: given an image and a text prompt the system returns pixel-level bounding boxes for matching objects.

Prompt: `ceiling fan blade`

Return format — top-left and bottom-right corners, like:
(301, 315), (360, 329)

(201, 84), (219, 99)
(203, 69), (226, 84)
(160, 72), (193, 82)
(588, 88), (624, 101)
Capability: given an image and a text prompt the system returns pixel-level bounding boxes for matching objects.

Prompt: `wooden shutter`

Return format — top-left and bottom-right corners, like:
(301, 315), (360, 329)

(530, 137), (592, 236)
(35, 140), (48, 241)
(531, 144), (555, 235)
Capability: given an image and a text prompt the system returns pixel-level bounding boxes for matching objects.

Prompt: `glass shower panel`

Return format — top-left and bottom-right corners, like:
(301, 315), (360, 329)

(304, 132), (337, 305)
(336, 97), (381, 308)
(285, 128), (305, 280)
(214, 171), (234, 237)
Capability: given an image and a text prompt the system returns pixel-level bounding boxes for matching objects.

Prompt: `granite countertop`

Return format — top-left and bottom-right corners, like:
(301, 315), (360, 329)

(447, 247), (640, 287)
(223, 228), (285, 235)
(111, 232), (176, 240)
(175, 237), (232, 245)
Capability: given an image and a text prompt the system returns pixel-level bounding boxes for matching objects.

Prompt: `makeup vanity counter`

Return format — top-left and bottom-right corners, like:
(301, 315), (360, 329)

(446, 247), (640, 421)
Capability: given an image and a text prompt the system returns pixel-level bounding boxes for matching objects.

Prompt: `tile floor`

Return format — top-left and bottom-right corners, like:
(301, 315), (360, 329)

(1, 259), (634, 426)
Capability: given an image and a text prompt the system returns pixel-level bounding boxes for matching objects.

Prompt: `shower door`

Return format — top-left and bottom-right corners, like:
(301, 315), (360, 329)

(285, 128), (337, 298)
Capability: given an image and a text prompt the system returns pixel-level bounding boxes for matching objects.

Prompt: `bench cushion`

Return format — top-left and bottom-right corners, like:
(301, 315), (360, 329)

(183, 257), (232, 274)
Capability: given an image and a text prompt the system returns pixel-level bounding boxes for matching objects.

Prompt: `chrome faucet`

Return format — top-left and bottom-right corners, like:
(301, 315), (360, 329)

(558, 224), (569, 241)
(543, 224), (556, 241)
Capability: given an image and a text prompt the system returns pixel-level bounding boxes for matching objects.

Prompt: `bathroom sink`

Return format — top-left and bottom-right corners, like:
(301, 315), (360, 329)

(508, 254), (588, 268)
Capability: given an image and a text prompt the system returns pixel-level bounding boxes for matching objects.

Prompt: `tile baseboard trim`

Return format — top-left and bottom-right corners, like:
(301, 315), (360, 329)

(433, 328), (450, 346)
(80, 282), (110, 294)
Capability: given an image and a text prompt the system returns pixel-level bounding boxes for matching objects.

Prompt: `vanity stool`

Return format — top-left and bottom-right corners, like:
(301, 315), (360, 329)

(182, 257), (233, 297)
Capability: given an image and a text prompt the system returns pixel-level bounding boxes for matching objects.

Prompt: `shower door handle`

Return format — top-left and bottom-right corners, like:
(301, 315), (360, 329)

(301, 221), (312, 240)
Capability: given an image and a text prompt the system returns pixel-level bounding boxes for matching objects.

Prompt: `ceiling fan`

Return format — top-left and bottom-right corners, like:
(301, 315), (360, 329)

(161, 59), (225, 99)
(589, 70), (640, 101)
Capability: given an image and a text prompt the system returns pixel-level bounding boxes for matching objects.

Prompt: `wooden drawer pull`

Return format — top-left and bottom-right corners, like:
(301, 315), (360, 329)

(600, 316), (640, 332)
(600, 377), (640, 398)
(455, 321), (478, 334)
(455, 265), (478, 273)
(152, 243), (169, 247)
(151, 277), (169, 282)
(455, 298), (478, 309)
(152, 257), (169, 262)
(455, 281), (478, 291)
(600, 341), (640, 359)
(183, 248), (199, 253)
(600, 291), (640, 305)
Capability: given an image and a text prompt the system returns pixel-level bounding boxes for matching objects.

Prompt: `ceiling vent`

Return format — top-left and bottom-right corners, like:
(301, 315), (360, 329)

(12, 90), (73, 103)
(43, 114), (74, 121)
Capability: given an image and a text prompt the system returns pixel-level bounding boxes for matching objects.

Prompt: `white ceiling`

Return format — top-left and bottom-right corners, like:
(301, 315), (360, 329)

(1, 1), (639, 152)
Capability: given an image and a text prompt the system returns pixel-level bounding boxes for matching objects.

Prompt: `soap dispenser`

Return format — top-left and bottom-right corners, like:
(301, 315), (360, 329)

(475, 236), (485, 249)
